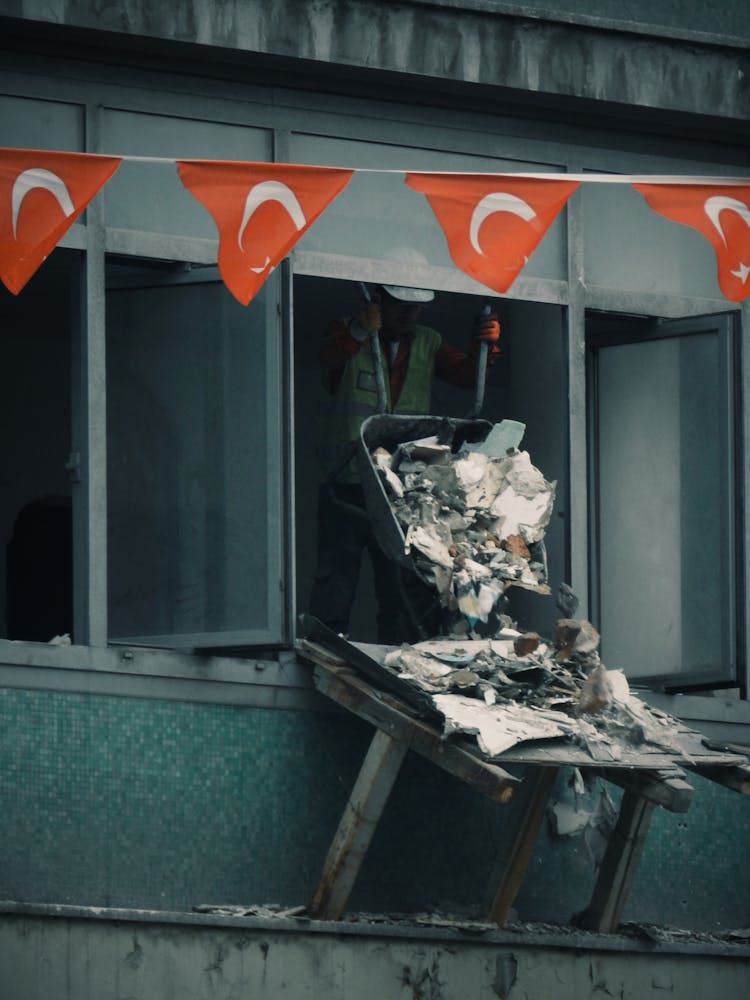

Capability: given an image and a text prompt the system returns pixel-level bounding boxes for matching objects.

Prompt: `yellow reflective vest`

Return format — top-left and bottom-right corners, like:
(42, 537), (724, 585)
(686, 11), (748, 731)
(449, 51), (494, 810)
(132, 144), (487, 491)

(322, 325), (442, 483)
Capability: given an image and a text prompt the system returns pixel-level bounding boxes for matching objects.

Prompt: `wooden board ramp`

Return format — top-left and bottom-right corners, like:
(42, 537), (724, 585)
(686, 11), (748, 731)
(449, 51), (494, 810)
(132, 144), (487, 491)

(297, 636), (750, 930)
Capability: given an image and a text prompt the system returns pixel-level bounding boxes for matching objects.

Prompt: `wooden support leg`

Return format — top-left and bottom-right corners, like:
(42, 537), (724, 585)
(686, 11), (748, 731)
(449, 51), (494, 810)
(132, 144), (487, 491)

(308, 728), (408, 920)
(486, 766), (558, 925)
(578, 790), (656, 933)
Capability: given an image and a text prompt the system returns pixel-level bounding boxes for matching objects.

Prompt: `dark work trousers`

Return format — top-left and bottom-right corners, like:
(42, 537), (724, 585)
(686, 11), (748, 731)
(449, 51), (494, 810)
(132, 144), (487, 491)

(308, 482), (436, 645)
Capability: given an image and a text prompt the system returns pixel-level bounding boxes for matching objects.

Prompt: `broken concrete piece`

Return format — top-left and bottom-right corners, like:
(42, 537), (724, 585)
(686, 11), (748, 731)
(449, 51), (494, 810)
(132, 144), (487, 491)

(470, 419), (526, 457)
(404, 524), (454, 568)
(514, 633), (540, 657)
(489, 454), (555, 544)
(396, 436), (451, 465)
(503, 534), (531, 560)
(372, 447), (404, 498)
(577, 664), (613, 716)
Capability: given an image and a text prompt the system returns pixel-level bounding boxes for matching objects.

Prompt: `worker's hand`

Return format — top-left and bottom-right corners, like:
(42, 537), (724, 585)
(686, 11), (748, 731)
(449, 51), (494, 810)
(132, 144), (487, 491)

(475, 309), (501, 364)
(350, 302), (382, 342)
(475, 311), (500, 343)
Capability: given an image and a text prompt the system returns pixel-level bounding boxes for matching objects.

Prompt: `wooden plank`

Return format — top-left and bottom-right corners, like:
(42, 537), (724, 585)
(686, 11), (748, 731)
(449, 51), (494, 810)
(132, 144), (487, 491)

(599, 767), (694, 813)
(486, 765), (558, 925)
(689, 762), (750, 794)
(297, 630), (434, 714)
(308, 728), (408, 921)
(577, 790), (656, 933)
(313, 662), (517, 803)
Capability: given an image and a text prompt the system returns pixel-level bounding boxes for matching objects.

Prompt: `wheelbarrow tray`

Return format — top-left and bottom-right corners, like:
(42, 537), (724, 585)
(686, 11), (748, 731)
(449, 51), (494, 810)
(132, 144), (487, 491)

(356, 413), (494, 571)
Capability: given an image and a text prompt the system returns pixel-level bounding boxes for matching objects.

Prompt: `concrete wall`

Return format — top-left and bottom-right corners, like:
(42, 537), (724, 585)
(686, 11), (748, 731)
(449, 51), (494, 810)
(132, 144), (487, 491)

(1, 685), (749, 932)
(1, 906), (749, 1000)
(5, 1), (749, 126)
(1, 0), (749, 956)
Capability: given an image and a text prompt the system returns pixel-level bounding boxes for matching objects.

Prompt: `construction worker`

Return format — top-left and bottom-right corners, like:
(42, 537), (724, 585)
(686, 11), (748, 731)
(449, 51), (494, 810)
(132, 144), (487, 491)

(308, 267), (501, 644)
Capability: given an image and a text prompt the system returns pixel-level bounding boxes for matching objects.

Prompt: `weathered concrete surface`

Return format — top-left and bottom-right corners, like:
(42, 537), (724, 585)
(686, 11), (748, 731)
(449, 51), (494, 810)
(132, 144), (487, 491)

(1, 905), (749, 1000)
(5, 0), (750, 122)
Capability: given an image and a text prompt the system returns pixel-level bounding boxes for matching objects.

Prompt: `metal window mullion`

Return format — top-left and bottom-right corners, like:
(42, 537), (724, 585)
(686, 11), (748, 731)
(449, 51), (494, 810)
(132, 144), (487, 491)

(72, 205), (108, 646)
(566, 171), (589, 618)
(274, 129), (297, 641)
(74, 104), (108, 646)
(741, 301), (750, 695)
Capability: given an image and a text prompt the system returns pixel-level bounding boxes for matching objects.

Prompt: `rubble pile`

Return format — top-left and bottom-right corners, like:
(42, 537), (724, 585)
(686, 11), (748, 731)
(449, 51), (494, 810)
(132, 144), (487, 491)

(368, 420), (687, 761)
(380, 619), (687, 759)
(371, 420), (555, 631)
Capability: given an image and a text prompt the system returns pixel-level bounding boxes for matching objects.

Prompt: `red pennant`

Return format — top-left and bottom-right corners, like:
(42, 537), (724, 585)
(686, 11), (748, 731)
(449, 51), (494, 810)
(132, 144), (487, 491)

(0, 148), (121, 294)
(177, 160), (353, 304)
(633, 183), (750, 302)
(405, 173), (579, 293)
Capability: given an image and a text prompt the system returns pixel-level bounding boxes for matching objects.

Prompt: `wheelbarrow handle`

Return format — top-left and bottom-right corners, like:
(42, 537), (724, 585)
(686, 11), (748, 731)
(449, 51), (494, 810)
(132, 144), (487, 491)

(360, 281), (388, 415)
(468, 340), (488, 419)
(369, 328), (388, 415)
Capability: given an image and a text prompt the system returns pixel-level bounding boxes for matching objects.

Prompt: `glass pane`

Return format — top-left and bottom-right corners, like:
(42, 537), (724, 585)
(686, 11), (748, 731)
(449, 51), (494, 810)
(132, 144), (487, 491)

(100, 110), (272, 238)
(0, 253), (75, 642)
(596, 327), (733, 681)
(0, 95), (84, 151)
(106, 270), (282, 645)
(291, 134), (567, 282)
(583, 182), (720, 298)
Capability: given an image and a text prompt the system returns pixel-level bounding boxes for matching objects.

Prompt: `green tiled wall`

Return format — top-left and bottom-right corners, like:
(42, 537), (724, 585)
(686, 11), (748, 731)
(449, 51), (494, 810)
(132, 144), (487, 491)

(0, 687), (748, 931)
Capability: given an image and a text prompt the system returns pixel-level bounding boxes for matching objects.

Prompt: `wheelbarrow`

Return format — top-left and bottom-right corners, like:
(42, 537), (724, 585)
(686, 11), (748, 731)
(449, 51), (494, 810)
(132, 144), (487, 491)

(323, 293), (546, 640)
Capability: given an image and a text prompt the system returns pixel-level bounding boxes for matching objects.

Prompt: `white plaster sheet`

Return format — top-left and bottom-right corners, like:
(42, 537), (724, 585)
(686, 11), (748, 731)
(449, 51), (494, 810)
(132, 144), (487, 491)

(432, 694), (574, 757)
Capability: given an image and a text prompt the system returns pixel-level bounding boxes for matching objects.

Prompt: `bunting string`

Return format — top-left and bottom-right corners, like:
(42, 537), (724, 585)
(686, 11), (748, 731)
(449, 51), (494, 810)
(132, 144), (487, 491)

(1, 147), (749, 302)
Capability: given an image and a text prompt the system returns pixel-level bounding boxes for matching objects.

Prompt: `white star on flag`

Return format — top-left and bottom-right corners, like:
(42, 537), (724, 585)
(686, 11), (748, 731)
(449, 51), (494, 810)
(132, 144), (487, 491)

(730, 261), (750, 283)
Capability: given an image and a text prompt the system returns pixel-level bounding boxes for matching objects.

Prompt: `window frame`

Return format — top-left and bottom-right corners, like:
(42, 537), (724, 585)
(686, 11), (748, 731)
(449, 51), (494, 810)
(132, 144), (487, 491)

(0, 52), (747, 715)
(586, 312), (742, 691)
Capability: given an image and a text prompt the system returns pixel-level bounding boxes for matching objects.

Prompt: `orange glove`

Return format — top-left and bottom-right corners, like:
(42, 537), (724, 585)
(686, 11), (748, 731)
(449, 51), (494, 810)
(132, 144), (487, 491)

(475, 311), (500, 343)
(351, 302), (382, 341)
(475, 310), (501, 363)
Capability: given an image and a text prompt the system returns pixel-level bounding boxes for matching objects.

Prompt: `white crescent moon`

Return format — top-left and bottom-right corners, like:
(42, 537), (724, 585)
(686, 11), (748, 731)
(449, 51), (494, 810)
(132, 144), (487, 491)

(704, 195), (750, 247)
(469, 191), (537, 255)
(238, 180), (307, 251)
(12, 168), (75, 239)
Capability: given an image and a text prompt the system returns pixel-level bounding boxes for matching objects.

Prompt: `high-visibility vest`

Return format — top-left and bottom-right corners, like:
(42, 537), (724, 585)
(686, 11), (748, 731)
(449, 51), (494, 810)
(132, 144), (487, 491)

(322, 325), (442, 483)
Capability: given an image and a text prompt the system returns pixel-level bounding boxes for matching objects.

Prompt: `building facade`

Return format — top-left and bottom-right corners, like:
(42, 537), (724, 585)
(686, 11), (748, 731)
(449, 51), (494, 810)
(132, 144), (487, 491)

(1, 3), (749, 995)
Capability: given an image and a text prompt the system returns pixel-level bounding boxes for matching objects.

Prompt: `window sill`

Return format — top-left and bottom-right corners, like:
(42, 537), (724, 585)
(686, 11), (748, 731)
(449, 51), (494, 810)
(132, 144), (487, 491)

(640, 690), (750, 746)
(1, 639), (748, 739)
(0, 639), (324, 711)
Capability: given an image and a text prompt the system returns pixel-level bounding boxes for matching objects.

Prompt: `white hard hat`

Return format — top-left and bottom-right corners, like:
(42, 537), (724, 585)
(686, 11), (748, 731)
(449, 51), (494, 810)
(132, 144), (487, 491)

(381, 247), (435, 303)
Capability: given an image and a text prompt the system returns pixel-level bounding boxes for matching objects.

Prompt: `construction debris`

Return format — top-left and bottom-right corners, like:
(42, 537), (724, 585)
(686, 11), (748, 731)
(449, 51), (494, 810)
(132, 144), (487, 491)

(367, 420), (695, 762)
(378, 621), (694, 760)
(371, 421), (555, 629)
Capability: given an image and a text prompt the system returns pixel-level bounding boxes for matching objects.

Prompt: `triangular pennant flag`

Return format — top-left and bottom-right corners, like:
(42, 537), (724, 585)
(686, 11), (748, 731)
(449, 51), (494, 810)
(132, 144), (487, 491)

(405, 173), (579, 293)
(633, 182), (750, 302)
(177, 160), (354, 304)
(0, 148), (122, 294)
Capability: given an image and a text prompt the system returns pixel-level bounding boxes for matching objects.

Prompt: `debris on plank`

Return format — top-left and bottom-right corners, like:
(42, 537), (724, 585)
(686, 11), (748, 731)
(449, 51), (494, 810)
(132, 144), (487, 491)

(193, 903), (307, 919)
(365, 419), (750, 767)
(379, 627), (694, 760)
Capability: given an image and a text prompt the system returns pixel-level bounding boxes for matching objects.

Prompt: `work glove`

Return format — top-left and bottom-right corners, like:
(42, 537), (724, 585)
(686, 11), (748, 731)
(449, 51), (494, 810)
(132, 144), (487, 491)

(475, 308), (501, 363)
(350, 302), (382, 342)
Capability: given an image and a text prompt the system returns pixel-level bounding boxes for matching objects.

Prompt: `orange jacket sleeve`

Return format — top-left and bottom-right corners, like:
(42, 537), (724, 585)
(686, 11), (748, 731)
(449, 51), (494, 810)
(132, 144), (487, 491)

(319, 318), (364, 393)
(434, 338), (480, 389)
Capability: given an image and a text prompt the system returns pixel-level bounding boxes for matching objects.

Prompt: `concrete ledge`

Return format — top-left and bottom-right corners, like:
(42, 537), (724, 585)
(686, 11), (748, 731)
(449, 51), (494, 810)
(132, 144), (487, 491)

(5, 2), (749, 122)
(0, 640), (326, 711)
(1, 901), (748, 1000)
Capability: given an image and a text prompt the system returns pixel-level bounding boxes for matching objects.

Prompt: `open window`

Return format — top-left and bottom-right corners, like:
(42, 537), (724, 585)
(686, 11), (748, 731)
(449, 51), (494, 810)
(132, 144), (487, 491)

(0, 252), (77, 643)
(293, 273), (570, 643)
(588, 311), (742, 690)
(105, 258), (287, 649)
